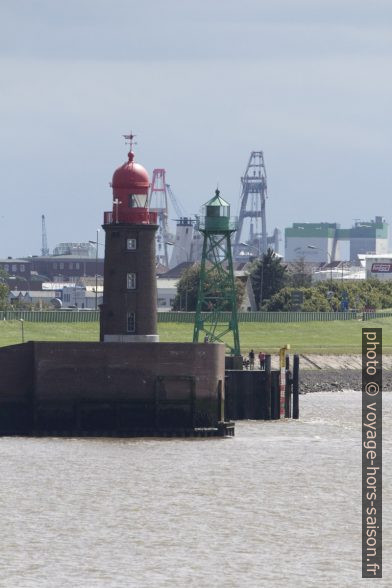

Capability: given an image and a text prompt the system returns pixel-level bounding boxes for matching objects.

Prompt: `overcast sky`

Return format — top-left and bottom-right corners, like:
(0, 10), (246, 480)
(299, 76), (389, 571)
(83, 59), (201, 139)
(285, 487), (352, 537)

(0, 0), (391, 257)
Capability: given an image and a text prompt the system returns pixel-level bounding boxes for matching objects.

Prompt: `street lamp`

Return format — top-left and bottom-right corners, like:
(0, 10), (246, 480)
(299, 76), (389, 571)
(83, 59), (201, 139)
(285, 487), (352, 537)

(307, 245), (333, 283)
(239, 242), (260, 258)
(165, 241), (191, 262)
(89, 230), (103, 310)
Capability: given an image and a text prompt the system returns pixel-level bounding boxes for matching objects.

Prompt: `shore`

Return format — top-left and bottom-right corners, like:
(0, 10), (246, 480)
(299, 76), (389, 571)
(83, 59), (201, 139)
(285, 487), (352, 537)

(267, 354), (391, 393)
(299, 370), (392, 393)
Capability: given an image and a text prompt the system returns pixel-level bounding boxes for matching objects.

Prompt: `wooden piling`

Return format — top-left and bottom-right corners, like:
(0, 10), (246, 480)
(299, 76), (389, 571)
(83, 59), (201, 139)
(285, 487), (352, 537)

(218, 379), (224, 421)
(265, 354), (272, 419)
(279, 345), (290, 418)
(292, 354), (300, 419)
(285, 354), (291, 418)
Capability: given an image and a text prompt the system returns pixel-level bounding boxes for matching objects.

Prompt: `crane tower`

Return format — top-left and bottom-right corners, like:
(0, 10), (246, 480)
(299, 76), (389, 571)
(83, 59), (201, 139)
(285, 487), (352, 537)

(148, 169), (172, 267)
(41, 214), (49, 256)
(233, 151), (268, 259)
(149, 169), (186, 268)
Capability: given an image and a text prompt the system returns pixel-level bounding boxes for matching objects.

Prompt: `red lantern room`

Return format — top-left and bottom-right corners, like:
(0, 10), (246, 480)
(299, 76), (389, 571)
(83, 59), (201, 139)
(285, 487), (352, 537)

(104, 137), (157, 225)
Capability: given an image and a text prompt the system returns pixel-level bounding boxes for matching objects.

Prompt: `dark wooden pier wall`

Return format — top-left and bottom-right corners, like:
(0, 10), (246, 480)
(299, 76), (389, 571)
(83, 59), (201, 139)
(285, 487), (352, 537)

(225, 354), (300, 421)
(0, 342), (234, 437)
(225, 370), (280, 420)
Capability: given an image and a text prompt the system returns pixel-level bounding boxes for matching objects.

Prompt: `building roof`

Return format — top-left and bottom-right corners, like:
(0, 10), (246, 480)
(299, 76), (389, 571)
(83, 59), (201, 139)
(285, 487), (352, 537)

(25, 255), (104, 261)
(0, 258), (29, 264)
(159, 261), (195, 279)
(156, 262), (169, 275)
(10, 290), (58, 298)
(205, 189), (230, 208)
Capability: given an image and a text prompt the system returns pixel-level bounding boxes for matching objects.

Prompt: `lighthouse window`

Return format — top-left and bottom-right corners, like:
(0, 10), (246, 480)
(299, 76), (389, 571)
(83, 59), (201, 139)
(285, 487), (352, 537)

(127, 273), (137, 289)
(127, 238), (137, 250)
(128, 194), (147, 208)
(126, 312), (136, 333)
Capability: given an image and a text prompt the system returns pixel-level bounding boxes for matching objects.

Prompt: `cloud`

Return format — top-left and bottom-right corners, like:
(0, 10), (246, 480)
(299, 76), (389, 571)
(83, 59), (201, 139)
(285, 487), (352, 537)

(1, 1), (391, 61)
(0, 1), (391, 256)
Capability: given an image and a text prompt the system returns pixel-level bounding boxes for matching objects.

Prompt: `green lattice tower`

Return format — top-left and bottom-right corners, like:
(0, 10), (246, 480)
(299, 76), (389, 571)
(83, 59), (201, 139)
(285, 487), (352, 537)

(193, 189), (241, 356)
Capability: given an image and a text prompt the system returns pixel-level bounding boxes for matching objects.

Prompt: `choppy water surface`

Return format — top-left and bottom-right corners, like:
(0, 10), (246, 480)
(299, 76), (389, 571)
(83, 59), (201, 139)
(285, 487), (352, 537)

(1, 391), (391, 588)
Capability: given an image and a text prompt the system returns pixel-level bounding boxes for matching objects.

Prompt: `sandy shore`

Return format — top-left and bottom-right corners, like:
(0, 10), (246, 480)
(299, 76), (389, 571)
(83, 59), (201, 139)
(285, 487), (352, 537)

(269, 353), (392, 371)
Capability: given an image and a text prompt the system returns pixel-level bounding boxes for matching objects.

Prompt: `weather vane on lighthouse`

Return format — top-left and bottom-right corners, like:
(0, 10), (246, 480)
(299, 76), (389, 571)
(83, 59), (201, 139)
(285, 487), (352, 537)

(123, 132), (137, 151)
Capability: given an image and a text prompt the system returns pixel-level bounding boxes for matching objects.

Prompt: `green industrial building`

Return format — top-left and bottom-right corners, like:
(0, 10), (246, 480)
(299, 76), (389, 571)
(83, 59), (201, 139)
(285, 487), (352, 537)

(285, 216), (389, 262)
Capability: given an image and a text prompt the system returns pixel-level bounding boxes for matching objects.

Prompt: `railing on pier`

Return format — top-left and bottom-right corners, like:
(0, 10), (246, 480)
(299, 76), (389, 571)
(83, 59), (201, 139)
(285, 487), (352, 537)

(0, 310), (100, 322)
(158, 311), (359, 323)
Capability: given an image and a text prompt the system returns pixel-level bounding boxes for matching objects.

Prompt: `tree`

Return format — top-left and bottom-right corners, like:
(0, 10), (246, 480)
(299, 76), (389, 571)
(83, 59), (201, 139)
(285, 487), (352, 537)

(0, 283), (9, 310)
(264, 286), (330, 311)
(172, 264), (245, 311)
(288, 257), (312, 288)
(0, 269), (9, 310)
(263, 279), (392, 312)
(249, 248), (288, 309)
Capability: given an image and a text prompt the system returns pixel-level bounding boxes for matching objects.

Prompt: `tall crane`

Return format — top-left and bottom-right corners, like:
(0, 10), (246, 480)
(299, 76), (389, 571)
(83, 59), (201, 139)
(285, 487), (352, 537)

(41, 214), (49, 256)
(148, 169), (186, 267)
(233, 151), (268, 259)
(148, 169), (172, 267)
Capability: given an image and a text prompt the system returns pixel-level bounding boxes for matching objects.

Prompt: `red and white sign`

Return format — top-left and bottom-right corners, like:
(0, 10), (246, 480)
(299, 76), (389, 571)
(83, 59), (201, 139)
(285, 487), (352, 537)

(371, 263), (392, 273)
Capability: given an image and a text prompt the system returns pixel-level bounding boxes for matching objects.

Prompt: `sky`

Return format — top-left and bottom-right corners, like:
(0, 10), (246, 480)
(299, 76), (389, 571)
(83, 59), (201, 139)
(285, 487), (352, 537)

(0, 0), (391, 257)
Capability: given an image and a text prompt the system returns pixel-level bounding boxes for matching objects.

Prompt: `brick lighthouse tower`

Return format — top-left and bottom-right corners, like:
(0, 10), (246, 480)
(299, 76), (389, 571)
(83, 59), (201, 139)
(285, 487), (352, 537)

(100, 135), (159, 342)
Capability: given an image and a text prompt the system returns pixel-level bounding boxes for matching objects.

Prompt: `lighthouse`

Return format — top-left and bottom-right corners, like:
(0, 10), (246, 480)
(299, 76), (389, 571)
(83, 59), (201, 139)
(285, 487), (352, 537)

(100, 135), (159, 342)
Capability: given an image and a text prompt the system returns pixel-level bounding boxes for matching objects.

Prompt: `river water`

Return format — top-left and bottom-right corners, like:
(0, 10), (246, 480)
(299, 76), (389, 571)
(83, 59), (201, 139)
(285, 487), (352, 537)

(1, 391), (390, 588)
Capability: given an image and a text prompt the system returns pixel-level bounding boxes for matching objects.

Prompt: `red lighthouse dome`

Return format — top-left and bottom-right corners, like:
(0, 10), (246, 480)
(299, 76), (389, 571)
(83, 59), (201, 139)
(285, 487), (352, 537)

(112, 151), (150, 199)
(108, 146), (156, 225)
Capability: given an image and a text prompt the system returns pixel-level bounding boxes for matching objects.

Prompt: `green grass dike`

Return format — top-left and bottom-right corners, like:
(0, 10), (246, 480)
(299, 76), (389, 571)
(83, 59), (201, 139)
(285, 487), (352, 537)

(1, 317), (391, 355)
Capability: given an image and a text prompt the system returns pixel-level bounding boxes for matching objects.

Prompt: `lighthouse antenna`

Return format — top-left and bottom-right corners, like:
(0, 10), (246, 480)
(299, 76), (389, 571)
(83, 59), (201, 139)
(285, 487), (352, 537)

(123, 132), (137, 151)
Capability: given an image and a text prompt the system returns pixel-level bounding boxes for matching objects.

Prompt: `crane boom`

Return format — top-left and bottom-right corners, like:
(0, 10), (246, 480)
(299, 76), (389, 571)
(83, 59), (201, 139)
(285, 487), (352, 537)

(166, 184), (184, 218)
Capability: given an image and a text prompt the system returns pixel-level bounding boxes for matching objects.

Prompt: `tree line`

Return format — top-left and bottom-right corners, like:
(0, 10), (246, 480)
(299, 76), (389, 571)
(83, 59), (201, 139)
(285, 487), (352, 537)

(173, 249), (392, 312)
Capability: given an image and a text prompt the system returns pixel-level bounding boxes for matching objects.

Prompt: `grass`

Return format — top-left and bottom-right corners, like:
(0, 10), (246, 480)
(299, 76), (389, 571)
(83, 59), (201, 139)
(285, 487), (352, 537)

(0, 321), (100, 348)
(1, 317), (391, 354)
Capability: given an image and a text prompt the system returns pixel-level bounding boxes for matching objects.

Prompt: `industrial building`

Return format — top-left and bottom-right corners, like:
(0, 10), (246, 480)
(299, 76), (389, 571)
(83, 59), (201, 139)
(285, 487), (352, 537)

(26, 255), (104, 282)
(285, 217), (389, 263)
(362, 254), (392, 281)
(0, 258), (31, 278)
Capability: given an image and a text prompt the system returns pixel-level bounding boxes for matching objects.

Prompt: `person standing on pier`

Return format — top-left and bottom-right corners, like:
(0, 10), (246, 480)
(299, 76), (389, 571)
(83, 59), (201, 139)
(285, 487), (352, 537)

(249, 349), (255, 370)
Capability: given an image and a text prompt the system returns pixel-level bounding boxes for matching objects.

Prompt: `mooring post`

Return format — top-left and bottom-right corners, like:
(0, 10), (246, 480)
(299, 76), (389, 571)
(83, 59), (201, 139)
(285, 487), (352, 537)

(265, 354), (272, 419)
(279, 345), (290, 418)
(218, 379), (225, 421)
(292, 354), (300, 419)
(285, 354), (291, 418)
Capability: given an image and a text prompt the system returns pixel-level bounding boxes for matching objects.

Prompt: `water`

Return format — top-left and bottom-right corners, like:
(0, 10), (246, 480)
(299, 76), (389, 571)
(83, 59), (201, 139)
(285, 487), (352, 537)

(1, 391), (391, 588)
